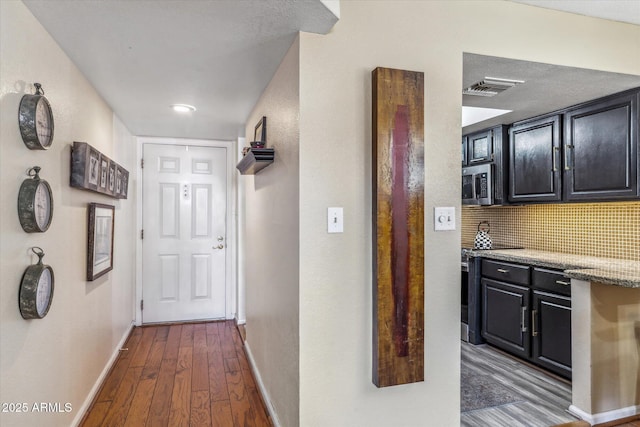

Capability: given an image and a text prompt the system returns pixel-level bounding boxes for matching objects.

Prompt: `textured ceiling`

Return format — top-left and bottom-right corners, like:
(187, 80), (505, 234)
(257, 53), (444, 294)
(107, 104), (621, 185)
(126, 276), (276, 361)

(22, 1), (639, 140)
(463, 54), (640, 134)
(23, 0), (339, 141)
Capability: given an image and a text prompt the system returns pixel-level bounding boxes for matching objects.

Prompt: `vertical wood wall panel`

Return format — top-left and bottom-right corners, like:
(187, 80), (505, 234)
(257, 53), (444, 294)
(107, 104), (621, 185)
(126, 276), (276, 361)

(372, 67), (425, 387)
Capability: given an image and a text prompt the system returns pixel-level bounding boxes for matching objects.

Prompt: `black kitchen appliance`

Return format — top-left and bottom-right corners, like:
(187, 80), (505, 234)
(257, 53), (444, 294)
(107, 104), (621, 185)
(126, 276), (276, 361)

(462, 163), (493, 206)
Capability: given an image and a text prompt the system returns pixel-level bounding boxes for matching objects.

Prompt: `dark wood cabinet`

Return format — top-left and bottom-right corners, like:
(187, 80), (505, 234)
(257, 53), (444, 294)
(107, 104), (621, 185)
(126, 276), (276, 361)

(462, 125), (508, 204)
(505, 88), (639, 204)
(467, 129), (493, 164)
(531, 267), (572, 379)
(563, 90), (639, 201)
(462, 126), (509, 165)
(482, 278), (530, 359)
(509, 114), (562, 203)
(480, 261), (572, 379)
(532, 290), (572, 378)
(462, 137), (468, 166)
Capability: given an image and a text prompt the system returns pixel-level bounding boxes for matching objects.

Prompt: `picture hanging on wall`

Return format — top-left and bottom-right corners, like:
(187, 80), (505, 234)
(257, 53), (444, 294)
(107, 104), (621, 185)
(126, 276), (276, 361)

(87, 203), (114, 281)
(251, 116), (267, 148)
(71, 141), (129, 199)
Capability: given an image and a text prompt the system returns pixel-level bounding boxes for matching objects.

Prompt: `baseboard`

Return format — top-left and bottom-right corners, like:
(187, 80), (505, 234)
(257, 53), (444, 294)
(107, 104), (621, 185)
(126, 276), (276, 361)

(569, 404), (640, 425)
(244, 341), (282, 427)
(71, 321), (135, 427)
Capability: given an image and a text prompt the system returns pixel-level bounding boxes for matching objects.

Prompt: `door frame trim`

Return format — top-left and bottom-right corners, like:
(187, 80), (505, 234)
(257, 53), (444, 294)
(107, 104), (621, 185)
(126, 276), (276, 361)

(135, 137), (237, 325)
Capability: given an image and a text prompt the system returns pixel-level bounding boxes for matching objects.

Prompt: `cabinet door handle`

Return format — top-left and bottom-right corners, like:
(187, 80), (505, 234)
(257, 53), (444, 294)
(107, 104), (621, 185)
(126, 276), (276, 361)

(552, 146), (560, 172)
(564, 144), (574, 170)
(555, 280), (570, 286)
(497, 268), (509, 273)
(531, 309), (538, 337)
(521, 306), (527, 333)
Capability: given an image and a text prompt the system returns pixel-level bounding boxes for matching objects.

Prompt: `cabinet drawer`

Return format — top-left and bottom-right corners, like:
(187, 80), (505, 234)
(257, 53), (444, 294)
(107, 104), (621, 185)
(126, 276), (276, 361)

(482, 259), (530, 285)
(532, 267), (571, 296)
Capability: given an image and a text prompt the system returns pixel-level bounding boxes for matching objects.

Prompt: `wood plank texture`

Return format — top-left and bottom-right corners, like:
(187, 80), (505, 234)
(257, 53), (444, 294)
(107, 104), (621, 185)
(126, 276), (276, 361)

(372, 67), (425, 387)
(462, 341), (578, 427)
(79, 321), (271, 427)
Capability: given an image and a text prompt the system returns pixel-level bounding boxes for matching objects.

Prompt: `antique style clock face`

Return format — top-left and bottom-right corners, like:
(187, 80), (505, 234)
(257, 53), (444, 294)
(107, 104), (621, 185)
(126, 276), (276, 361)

(19, 83), (54, 150)
(34, 181), (52, 230)
(18, 166), (54, 233)
(19, 247), (54, 319)
(35, 268), (53, 317)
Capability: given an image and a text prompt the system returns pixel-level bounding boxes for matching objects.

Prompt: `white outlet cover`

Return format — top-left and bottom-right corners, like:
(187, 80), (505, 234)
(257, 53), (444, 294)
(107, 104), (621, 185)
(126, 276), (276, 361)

(434, 207), (455, 231)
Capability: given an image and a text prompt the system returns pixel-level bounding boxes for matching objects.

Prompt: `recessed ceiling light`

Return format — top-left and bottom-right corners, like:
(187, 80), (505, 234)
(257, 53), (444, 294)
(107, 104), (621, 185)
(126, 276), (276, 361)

(170, 104), (196, 113)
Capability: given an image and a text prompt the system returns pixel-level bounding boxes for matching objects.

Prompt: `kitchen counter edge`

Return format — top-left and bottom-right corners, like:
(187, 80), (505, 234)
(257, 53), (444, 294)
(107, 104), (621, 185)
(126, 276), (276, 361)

(466, 249), (640, 288)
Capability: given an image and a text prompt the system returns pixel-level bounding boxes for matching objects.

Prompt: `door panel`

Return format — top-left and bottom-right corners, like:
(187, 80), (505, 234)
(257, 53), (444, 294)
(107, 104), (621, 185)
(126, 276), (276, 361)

(532, 291), (572, 378)
(142, 143), (227, 323)
(481, 278), (530, 359)
(564, 91), (638, 200)
(509, 115), (562, 203)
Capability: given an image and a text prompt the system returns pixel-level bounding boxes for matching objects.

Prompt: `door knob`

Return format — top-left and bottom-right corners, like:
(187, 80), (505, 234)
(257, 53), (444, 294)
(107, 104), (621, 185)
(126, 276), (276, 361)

(213, 244), (224, 249)
(217, 236), (224, 241)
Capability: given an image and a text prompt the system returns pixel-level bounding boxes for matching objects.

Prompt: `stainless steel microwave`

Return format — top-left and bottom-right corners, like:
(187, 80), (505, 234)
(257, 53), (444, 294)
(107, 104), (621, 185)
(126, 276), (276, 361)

(462, 163), (493, 206)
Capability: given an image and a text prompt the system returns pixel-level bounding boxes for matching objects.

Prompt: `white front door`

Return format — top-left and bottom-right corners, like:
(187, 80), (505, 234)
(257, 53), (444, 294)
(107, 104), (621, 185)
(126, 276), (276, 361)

(142, 143), (227, 323)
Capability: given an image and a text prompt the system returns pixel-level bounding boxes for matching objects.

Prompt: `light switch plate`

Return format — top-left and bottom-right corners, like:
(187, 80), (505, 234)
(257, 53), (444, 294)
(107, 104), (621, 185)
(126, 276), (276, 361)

(328, 207), (344, 233)
(434, 207), (455, 231)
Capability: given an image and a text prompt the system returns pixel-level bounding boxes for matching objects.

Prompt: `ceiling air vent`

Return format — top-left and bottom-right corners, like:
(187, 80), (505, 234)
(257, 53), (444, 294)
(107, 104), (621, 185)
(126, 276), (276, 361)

(463, 77), (524, 97)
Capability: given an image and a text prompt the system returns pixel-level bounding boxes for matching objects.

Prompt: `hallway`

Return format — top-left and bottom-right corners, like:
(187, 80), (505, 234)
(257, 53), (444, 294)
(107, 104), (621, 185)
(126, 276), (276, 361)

(80, 321), (272, 426)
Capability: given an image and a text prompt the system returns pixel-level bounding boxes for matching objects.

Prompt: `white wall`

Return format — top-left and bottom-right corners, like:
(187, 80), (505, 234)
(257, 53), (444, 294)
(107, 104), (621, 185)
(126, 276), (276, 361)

(295, 1), (640, 426)
(243, 37), (301, 427)
(0, 2), (136, 426)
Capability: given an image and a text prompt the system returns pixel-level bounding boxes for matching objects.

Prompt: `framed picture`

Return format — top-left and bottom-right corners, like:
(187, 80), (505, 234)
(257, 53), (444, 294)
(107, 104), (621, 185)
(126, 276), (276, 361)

(70, 141), (129, 199)
(254, 116), (267, 143)
(87, 203), (115, 281)
(100, 159), (108, 189)
(116, 168), (122, 195)
(108, 161), (116, 194)
(119, 168), (129, 199)
(88, 149), (100, 187)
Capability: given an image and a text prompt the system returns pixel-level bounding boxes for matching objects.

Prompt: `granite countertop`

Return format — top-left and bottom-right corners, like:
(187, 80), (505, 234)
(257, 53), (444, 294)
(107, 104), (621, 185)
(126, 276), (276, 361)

(465, 248), (640, 288)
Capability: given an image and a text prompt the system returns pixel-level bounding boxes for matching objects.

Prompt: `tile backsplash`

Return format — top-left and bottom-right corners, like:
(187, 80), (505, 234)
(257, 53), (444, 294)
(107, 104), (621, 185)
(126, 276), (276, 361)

(462, 202), (640, 261)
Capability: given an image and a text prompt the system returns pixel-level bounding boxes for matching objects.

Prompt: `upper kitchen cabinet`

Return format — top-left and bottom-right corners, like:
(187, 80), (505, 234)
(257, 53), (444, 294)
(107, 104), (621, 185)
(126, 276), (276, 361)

(462, 126), (508, 165)
(563, 90), (639, 201)
(462, 125), (508, 205)
(509, 114), (562, 203)
(466, 128), (494, 164)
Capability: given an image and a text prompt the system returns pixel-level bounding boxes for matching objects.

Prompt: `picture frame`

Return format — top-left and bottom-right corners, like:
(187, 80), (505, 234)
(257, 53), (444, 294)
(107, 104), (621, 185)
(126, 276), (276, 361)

(100, 159), (108, 189)
(71, 141), (129, 199)
(87, 203), (115, 281)
(118, 167), (129, 199)
(254, 116), (267, 144)
(108, 161), (116, 194)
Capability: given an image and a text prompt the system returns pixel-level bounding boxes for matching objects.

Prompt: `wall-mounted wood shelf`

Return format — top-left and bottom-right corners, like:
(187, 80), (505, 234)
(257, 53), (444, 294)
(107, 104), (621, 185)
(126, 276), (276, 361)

(236, 148), (275, 175)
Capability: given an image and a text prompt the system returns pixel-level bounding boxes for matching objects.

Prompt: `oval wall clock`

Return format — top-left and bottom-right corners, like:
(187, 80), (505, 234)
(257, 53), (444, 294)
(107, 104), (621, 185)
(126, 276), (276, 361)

(19, 247), (55, 319)
(19, 82), (54, 150)
(18, 166), (54, 233)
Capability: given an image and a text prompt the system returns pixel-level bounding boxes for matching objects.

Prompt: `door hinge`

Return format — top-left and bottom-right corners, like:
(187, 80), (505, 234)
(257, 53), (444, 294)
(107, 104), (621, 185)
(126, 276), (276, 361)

(141, 229), (144, 239)
(141, 158), (144, 168)
(140, 300), (144, 311)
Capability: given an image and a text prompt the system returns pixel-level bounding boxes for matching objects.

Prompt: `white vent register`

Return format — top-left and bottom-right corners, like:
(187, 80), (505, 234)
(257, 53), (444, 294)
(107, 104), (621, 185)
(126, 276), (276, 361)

(463, 77), (524, 97)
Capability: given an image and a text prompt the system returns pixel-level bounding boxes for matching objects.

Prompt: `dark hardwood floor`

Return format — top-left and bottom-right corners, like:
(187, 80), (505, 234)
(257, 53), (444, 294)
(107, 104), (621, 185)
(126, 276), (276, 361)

(80, 321), (272, 427)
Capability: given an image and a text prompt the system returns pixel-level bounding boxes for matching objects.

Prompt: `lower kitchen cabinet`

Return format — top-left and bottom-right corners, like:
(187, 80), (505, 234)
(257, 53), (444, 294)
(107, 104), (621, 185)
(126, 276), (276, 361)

(532, 290), (572, 378)
(482, 278), (530, 359)
(480, 260), (572, 379)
